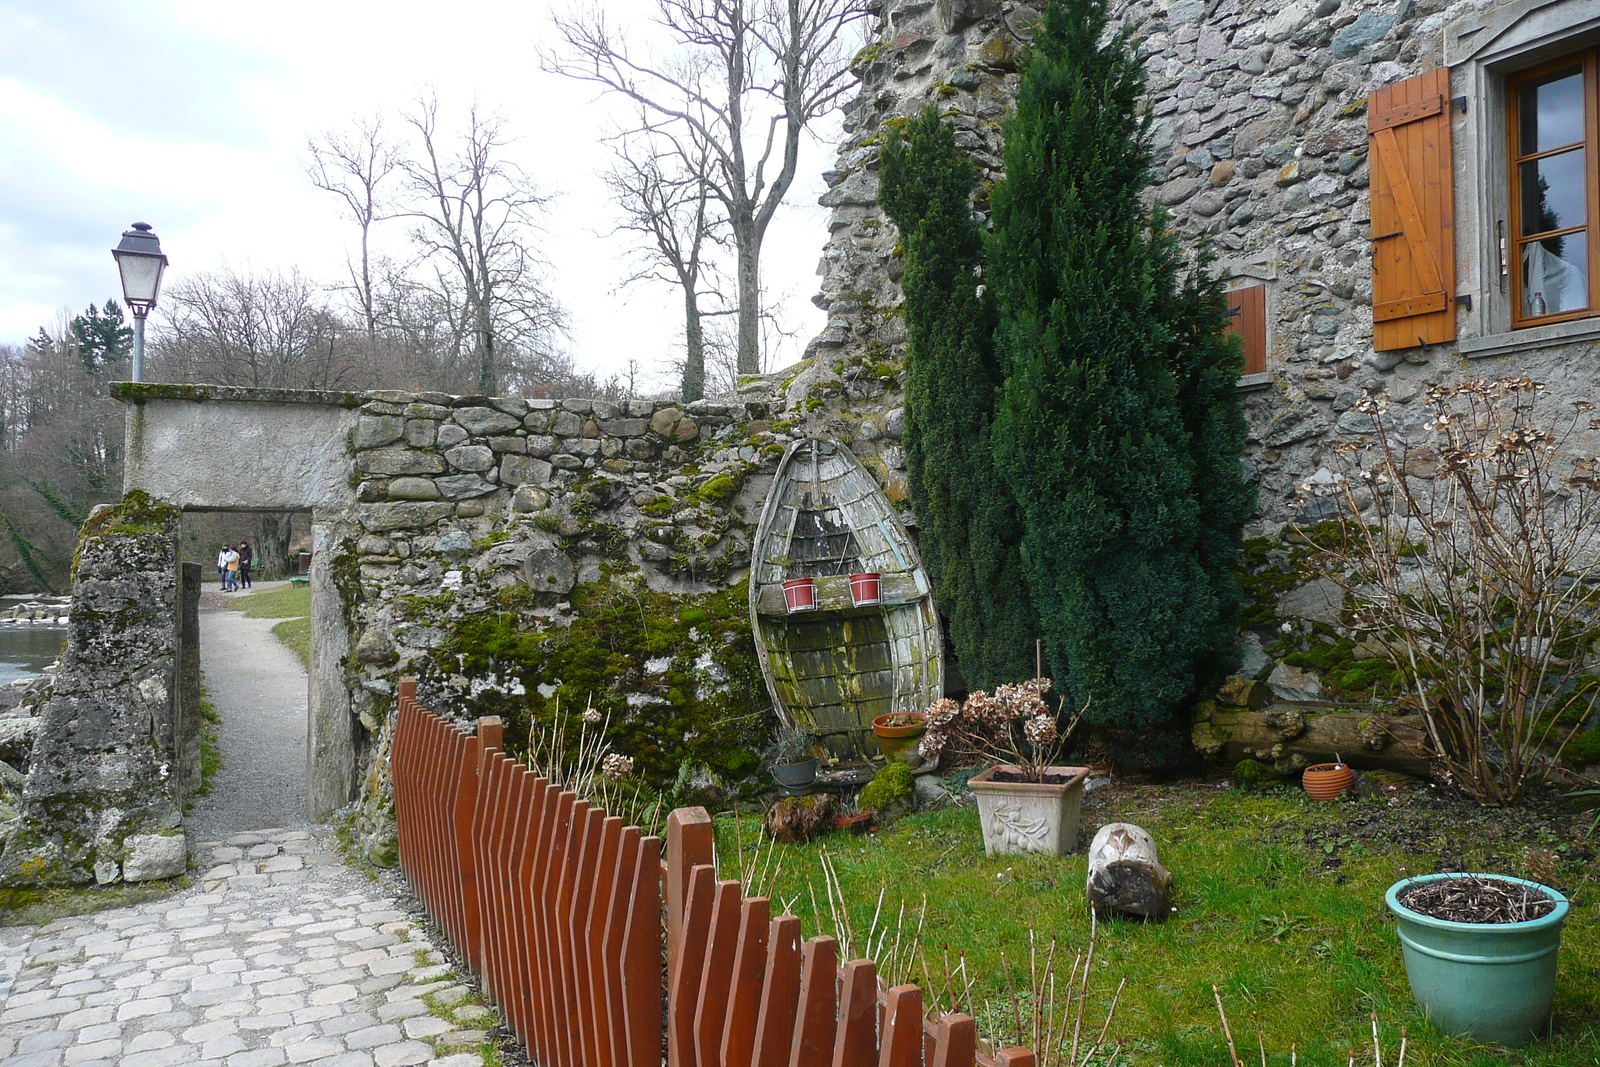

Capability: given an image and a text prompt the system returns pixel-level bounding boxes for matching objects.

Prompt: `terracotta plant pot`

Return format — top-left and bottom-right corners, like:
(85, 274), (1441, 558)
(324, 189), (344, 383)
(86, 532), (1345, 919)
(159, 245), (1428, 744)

(968, 765), (1090, 856)
(782, 577), (817, 613)
(1302, 762), (1354, 801)
(872, 711), (927, 767)
(834, 812), (873, 835)
(848, 572), (882, 606)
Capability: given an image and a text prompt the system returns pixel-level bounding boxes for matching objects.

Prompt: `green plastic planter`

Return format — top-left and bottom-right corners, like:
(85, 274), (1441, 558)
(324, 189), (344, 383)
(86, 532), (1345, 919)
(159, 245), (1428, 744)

(1385, 873), (1569, 1046)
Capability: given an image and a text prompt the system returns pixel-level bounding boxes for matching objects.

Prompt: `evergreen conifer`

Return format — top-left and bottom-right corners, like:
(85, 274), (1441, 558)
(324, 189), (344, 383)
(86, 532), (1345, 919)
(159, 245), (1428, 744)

(987, 0), (1253, 767)
(880, 108), (1039, 690)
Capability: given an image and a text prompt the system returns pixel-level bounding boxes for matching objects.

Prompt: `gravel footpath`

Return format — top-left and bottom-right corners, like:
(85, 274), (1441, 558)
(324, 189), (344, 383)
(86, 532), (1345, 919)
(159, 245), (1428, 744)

(184, 584), (310, 843)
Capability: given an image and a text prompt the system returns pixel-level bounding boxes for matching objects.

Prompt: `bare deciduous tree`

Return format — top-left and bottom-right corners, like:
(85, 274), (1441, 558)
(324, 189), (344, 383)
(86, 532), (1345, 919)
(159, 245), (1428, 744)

(152, 267), (357, 390)
(397, 96), (567, 396)
(306, 115), (398, 349)
(548, 0), (866, 376)
(603, 125), (723, 401)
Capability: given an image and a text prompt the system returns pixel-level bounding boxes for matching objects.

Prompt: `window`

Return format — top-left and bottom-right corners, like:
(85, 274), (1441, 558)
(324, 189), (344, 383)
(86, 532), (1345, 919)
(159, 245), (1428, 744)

(1508, 51), (1600, 326)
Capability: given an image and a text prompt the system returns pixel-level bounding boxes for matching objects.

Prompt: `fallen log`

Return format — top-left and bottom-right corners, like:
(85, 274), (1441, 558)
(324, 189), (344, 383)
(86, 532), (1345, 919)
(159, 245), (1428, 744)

(1192, 702), (1431, 777)
(1087, 823), (1172, 920)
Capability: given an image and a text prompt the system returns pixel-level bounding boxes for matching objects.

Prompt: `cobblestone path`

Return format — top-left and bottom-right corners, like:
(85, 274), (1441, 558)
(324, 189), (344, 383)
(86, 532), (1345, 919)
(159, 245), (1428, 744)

(0, 829), (494, 1067)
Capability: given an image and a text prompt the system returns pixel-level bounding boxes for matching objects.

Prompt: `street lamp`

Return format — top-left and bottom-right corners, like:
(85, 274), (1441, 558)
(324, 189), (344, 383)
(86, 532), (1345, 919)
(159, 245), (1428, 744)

(111, 222), (168, 383)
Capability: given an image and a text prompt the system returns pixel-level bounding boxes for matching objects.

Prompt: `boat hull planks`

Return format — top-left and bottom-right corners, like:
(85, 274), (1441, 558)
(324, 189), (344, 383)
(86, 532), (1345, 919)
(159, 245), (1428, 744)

(749, 438), (943, 760)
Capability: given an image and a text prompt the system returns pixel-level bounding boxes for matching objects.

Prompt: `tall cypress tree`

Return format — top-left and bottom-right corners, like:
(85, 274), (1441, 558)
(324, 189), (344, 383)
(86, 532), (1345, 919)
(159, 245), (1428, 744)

(1156, 238), (1257, 695)
(987, 0), (1245, 767)
(880, 107), (1039, 689)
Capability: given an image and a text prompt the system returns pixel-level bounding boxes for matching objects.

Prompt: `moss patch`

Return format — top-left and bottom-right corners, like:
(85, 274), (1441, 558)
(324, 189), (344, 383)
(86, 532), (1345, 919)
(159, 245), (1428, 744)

(428, 580), (768, 788)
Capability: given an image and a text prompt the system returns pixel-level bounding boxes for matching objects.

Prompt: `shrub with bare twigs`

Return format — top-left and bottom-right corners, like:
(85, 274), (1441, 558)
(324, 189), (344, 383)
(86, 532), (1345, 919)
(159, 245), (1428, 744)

(1299, 378), (1600, 804)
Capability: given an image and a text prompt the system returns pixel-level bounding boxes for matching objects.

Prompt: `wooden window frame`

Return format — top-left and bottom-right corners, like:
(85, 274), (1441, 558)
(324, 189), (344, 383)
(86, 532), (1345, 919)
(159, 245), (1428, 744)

(1507, 49), (1600, 329)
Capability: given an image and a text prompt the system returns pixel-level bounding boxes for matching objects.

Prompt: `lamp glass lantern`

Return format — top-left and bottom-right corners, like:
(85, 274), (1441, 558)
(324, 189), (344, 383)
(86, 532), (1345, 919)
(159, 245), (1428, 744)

(112, 222), (168, 312)
(110, 222), (168, 382)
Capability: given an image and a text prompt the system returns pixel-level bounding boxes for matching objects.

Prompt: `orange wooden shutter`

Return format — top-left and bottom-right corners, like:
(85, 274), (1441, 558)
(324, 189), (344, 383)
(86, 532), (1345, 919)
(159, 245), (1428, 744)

(1368, 67), (1456, 351)
(1226, 285), (1267, 375)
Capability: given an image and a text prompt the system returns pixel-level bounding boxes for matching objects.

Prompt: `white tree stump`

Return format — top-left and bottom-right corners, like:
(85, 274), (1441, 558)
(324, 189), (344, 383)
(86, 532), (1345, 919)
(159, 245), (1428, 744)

(1086, 823), (1172, 920)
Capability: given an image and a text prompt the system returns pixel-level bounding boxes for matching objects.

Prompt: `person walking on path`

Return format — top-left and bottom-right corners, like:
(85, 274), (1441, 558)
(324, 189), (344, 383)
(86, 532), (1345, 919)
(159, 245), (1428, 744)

(220, 545), (240, 591)
(216, 545), (231, 590)
(237, 539), (253, 589)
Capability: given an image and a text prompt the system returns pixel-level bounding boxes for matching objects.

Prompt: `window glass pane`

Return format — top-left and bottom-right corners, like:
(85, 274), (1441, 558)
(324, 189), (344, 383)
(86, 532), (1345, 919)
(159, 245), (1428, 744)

(1522, 232), (1589, 316)
(1519, 148), (1588, 235)
(1518, 67), (1585, 153)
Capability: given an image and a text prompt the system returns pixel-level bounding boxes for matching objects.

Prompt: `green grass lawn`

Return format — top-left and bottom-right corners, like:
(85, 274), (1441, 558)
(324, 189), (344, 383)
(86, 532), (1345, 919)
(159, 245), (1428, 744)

(707, 781), (1598, 1067)
(231, 584), (310, 619)
(232, 585), (311, 668)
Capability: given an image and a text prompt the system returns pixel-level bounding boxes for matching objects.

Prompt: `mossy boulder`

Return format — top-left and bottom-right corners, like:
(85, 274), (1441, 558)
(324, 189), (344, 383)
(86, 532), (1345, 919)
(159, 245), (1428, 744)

(859, 762), (915, 817)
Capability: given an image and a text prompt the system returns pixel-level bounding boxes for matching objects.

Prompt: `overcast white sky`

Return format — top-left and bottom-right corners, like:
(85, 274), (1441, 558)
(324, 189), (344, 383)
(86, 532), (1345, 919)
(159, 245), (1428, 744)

(0, 0), (848, 391)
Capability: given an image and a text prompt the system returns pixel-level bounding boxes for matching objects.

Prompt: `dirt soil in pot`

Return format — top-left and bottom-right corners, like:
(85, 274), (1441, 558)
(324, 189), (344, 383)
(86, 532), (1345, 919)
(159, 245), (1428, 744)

(1398, 874), (1559, 923)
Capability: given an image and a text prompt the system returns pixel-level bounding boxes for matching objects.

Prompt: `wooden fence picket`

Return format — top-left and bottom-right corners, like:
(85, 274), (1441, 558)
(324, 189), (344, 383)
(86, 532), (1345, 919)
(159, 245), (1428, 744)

(391, 689), (1040, 1067)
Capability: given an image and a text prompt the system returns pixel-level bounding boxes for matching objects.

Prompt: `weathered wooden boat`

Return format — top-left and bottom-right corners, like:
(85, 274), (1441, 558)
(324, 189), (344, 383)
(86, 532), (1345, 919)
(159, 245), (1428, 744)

(749, 438), (943, 761)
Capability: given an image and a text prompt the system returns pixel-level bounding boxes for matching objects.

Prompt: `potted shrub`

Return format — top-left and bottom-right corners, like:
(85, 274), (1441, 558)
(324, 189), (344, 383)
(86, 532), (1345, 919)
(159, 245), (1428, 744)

(1385, 872), (1570, 1045)
(764, 726), (819, 795)
(920, 678), (1088, 856)
(871, 710), (927, 767)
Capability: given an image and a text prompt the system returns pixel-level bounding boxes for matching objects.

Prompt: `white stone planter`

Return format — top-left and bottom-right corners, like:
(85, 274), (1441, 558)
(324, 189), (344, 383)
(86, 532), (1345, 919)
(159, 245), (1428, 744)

(969, 765), (1090, 856)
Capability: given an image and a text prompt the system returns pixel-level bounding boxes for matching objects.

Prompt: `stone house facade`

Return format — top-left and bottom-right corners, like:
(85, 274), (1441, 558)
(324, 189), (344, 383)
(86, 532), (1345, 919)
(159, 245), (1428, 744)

(809, 0), (1600, 527)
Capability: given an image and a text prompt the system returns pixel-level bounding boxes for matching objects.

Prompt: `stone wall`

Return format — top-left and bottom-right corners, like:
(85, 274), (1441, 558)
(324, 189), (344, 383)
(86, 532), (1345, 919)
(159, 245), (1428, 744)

(0, 494), (195, 887)
(808, 0), (1597, 528)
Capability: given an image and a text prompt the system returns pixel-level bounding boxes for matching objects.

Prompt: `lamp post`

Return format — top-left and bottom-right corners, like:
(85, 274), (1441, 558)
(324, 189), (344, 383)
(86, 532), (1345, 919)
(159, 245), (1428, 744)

(110, 222), (168, 383)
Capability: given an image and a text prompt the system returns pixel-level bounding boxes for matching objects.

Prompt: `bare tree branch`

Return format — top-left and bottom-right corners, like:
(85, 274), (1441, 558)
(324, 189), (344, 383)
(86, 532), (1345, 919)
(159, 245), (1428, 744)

(546, 0), (866, 376)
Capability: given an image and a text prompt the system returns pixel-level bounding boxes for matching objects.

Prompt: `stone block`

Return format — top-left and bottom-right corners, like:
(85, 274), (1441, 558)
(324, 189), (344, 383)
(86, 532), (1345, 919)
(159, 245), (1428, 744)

(550, 411), (584, 436)
(386, 478), (440, 502)
(525, 435), (556, 458)
(511, 486), (550, 513)
(352, 416), (403, 450)
(487, 436), (525, 453)
(500, 455), (553, 487)
(597, 418), (648, 437)
(436, 424), (468, 449)
(451, 407), (520, 436)
(355, 450), (445, 477)
(357, 503), (454, 532)
(1331, 11), (1393, 59)
(402, 403), (450, 420)
(522, 411), (551, 433)
(401, 420), (436, 448)
(624, 439), (659, 461)
(123, 834), (187, 882)
(443, 445), (494, 472)
(1267, 662), (1323, 703)
(522, 549), (576, 594)
(435, 475), (496, 500)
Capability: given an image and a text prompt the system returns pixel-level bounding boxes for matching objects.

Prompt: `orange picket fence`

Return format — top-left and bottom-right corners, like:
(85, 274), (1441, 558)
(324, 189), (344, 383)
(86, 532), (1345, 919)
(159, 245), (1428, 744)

(390, 678), (1037, 1067)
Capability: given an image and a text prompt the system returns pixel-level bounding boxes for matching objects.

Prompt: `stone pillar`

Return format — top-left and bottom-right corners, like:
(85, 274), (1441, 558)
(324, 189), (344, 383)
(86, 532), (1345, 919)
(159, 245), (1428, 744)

(307, 515), (355, 819)
(0, 492), (188, 886)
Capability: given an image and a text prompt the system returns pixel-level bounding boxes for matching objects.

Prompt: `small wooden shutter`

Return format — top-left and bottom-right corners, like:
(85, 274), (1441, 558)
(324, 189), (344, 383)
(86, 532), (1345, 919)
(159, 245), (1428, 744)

(1226, 285), (1267, 376)
(1368, 67), (1456, 351)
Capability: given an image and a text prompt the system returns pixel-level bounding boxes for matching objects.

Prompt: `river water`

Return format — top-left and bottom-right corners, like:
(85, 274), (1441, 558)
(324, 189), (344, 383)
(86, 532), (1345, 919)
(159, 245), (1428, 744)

(0, 595), (68, 687)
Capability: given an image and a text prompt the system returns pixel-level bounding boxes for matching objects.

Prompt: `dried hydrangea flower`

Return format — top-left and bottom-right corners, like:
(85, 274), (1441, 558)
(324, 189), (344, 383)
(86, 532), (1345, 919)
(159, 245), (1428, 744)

(601, 753), (633, 781)
(582, 706), (603, 724)
(1024, 714), (1057, 746)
